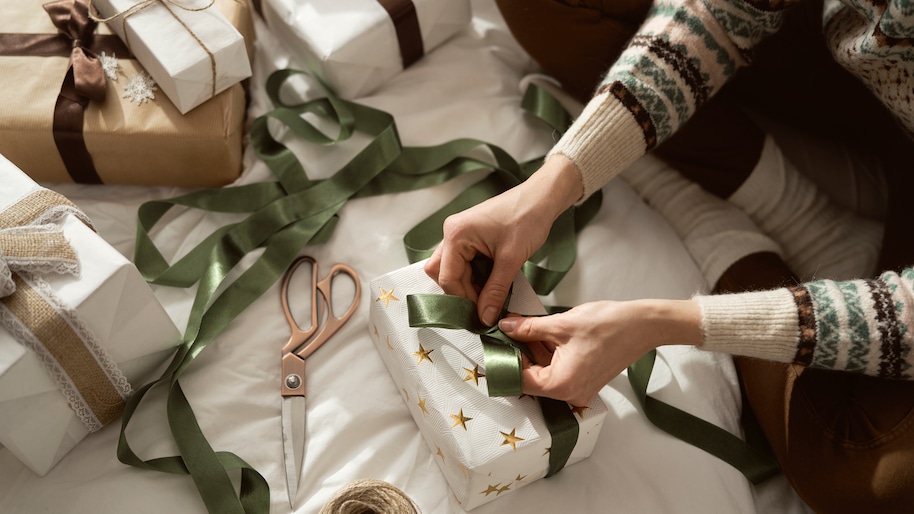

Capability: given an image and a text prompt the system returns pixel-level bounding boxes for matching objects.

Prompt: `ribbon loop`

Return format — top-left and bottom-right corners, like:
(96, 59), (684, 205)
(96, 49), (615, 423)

(46, 0), (108, 102)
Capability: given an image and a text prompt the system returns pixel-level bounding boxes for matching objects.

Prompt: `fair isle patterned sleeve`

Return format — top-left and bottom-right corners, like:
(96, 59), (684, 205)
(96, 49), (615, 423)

(547, 0), (791, 198)
(694, 268), (914, 379)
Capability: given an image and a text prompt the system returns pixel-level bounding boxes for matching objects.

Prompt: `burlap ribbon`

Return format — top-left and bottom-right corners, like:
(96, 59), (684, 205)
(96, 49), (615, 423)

(0, 189), (131, 432)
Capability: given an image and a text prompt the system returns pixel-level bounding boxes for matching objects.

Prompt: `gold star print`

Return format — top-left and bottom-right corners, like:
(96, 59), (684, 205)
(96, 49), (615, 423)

(417, 396), (429, 415)
(571, 405), (591, 419)
(542, 447), (551, 456)
(376, 287), (399, 308)
(458, 464), (470, 478)
(412, 343), (433, 364)
(386, 336), (393, 351)
(515, 474), (526, 482)
(402, 388), (409, 401)
(462, 365), (485, 386)
(450, 408), (473, 430)
(373, 324), (379, 338)
(480, 484), (501, 497)
(499, 428), (524, 451)
(436, 446), (446, 462)
(497, 484), (511, 495)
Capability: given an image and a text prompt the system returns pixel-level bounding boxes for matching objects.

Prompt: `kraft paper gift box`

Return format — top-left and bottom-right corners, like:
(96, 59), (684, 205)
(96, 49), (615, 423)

(0, 0), (253, 187)
(0, 155), (182, 476)
(92, 0), (252, 114)
(369, 261), (607, 510)
(260, 0), (472, 99)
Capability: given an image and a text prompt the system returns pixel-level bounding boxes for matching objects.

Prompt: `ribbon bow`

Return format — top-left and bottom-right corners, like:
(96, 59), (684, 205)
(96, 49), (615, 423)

(44, 0), (108, 102)
(0, 225), (80, 298)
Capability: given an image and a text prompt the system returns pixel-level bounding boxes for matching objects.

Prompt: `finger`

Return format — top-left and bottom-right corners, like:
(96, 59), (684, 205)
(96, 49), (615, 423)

(520, 363), (551, 398)
(436, 241), (478, 299)
(499, 315), (548, 343)
(477, 258), (520, 326)
(521, 340), (553, 366)
(424, 247), (442, 281)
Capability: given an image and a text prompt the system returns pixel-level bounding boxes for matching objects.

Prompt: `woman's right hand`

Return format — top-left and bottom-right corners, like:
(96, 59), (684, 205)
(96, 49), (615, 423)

(424, 154), (584, 326)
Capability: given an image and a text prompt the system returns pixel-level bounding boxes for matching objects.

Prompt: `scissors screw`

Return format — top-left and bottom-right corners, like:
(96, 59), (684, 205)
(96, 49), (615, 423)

(285, 374), (302, 390)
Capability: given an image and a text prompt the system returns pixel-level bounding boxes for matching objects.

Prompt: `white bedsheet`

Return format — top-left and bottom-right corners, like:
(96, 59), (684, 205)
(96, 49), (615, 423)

(0, 2), (813, 512)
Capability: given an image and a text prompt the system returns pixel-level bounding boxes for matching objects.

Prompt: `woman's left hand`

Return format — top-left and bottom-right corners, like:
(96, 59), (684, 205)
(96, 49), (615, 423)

(498, 299), (703, 406)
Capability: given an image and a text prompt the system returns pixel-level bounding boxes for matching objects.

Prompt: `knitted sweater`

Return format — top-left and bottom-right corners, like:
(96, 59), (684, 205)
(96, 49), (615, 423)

(547, 0), (914, 379)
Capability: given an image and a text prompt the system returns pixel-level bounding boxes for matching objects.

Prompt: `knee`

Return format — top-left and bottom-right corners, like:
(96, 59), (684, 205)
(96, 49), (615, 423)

(781, 371), (914, 513)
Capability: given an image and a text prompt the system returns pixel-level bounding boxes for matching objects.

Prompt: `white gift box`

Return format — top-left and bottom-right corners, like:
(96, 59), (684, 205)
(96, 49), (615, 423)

(369, 261), (606, 510)
(261, 0), (472, 99)
(92, 0), (253, 114)
(0, 155), (181, 476)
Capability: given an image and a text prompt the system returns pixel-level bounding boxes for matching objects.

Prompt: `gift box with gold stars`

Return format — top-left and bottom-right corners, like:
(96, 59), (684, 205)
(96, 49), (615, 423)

(369, 261), (607, 510)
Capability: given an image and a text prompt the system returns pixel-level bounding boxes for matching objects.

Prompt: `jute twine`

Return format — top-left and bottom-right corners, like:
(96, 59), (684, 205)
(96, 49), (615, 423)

(319, 479), (421, 514)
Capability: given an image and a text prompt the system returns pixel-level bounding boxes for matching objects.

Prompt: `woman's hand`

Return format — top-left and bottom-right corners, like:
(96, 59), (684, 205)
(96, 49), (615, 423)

(498, 299), (703, 406)
(424, 154), (584, 326)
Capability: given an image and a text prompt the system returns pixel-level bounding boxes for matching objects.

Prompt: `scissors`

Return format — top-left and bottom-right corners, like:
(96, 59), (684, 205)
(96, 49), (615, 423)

(280, 255), (361, 507)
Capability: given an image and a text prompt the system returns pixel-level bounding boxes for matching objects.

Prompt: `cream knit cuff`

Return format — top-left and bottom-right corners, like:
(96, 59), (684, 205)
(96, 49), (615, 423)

(694, 288), (800, 364)
(546, 92), (647, 198)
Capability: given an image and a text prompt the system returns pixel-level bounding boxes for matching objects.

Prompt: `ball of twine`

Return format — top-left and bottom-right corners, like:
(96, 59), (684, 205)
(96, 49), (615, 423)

(319, 478), (421, 514)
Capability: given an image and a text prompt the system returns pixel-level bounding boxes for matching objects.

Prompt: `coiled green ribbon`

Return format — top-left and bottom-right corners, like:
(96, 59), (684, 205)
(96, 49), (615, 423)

(120, 69), (595, 513)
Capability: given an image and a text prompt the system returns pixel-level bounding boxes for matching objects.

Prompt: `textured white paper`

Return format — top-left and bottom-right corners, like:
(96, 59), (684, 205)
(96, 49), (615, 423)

(369, 261), (606, 510)
(0, 156), (182, 476)
(93, 0), (252, 114)
(261, 0), (471, 98)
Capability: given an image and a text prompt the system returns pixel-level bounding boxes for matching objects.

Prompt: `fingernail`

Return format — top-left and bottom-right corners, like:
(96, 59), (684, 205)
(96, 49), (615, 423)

(498, 317), (517, 332)
(483, 306), (499, 327)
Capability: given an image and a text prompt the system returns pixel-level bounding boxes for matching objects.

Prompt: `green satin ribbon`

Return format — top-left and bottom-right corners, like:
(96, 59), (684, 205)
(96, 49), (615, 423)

(628, 350), (780, 484)
(122, 69), (594, 513)
(406, 293), (579, 477)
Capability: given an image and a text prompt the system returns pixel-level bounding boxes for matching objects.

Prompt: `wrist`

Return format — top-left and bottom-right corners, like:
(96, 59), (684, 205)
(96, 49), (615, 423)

(525, 153), (584, 219)
(631, 299), (703, 350)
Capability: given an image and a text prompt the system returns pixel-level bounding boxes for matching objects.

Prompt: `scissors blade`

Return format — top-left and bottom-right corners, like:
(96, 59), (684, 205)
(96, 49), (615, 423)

(281, 395), (306, 507)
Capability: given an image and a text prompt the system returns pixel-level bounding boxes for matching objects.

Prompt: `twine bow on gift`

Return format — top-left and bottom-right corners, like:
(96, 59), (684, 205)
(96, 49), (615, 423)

(87, 0), (227, 100)
(0, 189), (131, 432)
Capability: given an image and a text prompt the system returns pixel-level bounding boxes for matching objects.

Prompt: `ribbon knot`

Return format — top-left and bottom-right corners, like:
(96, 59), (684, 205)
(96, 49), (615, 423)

(44, 0), (108, 102)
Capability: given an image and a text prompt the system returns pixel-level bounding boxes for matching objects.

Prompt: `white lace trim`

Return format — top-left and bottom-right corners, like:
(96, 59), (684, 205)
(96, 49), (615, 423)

(1, 272), (132, 432)
(27, 205), (96, 233)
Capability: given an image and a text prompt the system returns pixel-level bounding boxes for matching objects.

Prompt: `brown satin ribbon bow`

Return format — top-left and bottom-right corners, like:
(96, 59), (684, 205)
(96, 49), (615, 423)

(0, 1), (130, 183)
(45, 0), (108, 102)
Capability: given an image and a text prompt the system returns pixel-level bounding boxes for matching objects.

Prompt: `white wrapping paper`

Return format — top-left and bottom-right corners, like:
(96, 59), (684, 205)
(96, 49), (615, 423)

(92, 0), (252, 114)
(369, 261), (607, 510)
(261, 0), (471, 99)
(0, 156), (181, 476)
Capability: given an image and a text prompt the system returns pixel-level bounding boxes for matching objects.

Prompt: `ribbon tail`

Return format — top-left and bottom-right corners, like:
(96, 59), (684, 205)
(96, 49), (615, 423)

(71, 47), (107, 102)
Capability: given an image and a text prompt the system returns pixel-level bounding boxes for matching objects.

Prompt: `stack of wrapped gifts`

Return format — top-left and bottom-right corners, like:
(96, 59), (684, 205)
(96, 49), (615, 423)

(0, 0), (254, 187)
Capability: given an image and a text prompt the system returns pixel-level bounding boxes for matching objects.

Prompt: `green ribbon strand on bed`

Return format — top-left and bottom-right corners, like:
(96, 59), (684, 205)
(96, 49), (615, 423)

(627, 350), (780, 484)
(123, 70), (594, 514)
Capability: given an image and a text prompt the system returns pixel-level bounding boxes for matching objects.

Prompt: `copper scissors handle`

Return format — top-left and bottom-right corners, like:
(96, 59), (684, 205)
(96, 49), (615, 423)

(280, 256), (361, 397)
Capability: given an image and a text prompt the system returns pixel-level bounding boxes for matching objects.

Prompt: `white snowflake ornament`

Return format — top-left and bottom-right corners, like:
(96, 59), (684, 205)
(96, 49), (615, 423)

(98, 51), (120, 81)
(123, 71), (157, 105)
